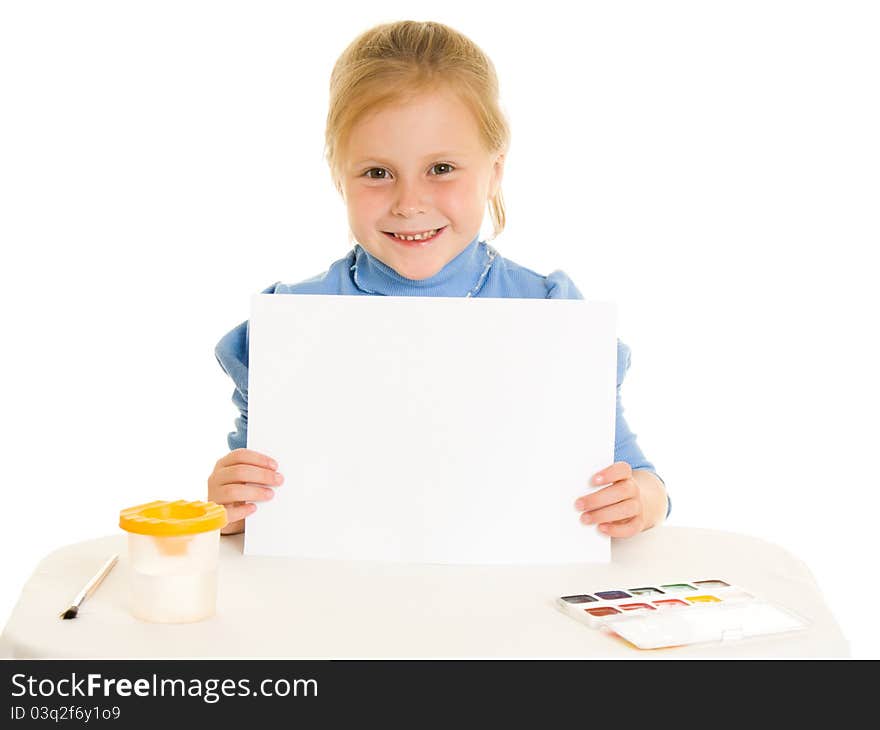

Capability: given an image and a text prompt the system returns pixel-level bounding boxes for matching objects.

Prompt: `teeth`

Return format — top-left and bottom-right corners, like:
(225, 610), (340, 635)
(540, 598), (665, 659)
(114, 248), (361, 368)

(392, 229), (438, 241)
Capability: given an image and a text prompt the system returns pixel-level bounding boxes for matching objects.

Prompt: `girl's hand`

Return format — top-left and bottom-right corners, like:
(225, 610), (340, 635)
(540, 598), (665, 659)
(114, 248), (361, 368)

(573, 461), (647, 538)
(207, 448), (283, 535)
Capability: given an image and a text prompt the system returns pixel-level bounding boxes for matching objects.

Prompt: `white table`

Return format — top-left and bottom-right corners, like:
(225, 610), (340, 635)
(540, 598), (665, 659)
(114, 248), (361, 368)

(0, 526), (849, 658)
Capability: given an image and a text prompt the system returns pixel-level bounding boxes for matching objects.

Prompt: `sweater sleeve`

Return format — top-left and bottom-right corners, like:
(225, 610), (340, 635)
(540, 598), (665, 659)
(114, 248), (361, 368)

(546, 270), (670, 518)
(214, 319), (250, 452)
(214, 283), (280, 451)
(613, 341), (670, 518)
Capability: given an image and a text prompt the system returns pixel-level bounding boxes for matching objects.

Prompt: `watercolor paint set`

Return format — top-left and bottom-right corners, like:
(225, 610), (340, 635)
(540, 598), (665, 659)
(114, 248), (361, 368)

(556, 579), (809, 650)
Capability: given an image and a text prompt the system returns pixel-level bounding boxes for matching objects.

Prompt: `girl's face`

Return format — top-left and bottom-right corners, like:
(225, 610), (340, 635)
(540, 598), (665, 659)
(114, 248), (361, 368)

(340, 88), (505, 280)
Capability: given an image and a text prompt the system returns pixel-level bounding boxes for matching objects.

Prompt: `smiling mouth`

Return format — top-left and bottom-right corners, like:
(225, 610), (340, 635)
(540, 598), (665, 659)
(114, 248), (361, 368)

(383, 226), (447, 245)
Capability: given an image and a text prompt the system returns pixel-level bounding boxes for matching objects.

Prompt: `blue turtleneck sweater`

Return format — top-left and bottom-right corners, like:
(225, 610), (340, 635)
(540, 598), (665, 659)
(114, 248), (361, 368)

(215, 234), (669, 516)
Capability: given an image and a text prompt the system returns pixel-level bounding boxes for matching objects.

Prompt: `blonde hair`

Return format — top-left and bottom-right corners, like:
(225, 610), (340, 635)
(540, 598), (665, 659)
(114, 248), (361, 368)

(324, 20), (510, 242)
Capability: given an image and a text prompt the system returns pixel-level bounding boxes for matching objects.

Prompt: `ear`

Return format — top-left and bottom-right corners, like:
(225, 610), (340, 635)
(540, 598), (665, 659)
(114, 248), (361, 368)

(488, 151), (506, 199)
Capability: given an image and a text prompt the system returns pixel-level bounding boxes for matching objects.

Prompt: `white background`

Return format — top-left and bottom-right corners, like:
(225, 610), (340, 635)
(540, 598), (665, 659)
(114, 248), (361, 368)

(1, 1), (877, 657)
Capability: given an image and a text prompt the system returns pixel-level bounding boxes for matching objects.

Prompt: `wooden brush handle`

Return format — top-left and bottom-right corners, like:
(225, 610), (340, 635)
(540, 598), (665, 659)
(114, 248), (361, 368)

(71, 554), (118, 608)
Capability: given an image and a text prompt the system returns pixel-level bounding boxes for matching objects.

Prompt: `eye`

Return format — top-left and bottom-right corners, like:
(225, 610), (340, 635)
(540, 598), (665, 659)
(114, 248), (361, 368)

(362, 163), (455, 180)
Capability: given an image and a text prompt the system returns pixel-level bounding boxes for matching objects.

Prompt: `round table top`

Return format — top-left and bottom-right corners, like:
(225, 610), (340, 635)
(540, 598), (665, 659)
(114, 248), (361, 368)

(0, 525), (849, 658)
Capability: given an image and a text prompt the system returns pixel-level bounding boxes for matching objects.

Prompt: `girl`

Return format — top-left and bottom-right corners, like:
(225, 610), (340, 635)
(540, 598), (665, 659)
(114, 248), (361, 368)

(209, 20), (669, 538)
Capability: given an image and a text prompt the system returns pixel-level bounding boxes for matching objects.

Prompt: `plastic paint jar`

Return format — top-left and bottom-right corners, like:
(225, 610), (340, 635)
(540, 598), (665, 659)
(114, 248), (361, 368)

(119, 500), (227, 623)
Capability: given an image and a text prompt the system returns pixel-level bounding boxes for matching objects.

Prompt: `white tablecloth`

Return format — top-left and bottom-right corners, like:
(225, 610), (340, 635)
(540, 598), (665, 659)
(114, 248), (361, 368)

(0, 526), (849, 658)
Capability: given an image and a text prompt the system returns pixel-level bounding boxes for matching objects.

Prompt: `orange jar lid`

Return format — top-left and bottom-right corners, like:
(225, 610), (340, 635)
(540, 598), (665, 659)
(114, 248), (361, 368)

(119, 500), (227, 536)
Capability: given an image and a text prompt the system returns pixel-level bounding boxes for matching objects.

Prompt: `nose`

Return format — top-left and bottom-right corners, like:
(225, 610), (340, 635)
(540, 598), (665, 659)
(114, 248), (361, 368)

(391, 177), (428, 217)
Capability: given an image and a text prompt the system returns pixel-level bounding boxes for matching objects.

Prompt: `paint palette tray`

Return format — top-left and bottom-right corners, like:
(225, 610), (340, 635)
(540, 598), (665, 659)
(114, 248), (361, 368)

(556, 579), (809, 650)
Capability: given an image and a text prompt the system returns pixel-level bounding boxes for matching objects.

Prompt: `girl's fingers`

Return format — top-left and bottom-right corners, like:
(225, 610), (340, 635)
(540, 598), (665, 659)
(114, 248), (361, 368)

(209, 451), (279, 533)
(217, 482), (277, 505)
(580, 497), (639, 526)
(590, 461), (633, 487)
(217, 464), (283, 487)
(574, 481), (632, 513)
(221, 520), (244, 536)
(224, 501), (257, 524)
(215, 449), (277, 471)
(597, 516), (643, 538)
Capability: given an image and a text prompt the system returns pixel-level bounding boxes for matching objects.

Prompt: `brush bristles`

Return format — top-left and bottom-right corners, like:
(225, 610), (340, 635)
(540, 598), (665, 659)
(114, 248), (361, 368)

(60, 607), (78, 620)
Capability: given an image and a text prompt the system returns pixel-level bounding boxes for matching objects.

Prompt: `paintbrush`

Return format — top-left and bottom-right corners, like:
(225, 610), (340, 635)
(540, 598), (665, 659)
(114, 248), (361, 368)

(59, 554), (118, 620)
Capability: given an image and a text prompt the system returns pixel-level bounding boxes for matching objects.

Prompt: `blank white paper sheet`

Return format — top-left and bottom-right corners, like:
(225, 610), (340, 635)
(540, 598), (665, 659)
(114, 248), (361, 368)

(244, 294), (616, 564)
